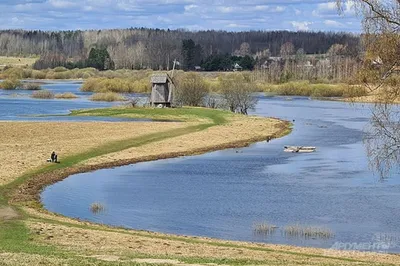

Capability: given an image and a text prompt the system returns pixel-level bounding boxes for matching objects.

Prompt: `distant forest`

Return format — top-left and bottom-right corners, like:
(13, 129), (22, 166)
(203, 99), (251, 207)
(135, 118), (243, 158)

(0, 29), (360, 70)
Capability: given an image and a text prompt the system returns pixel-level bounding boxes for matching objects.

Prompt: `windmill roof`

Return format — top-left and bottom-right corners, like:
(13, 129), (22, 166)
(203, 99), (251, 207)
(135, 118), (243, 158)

(151, 74), (168, 83)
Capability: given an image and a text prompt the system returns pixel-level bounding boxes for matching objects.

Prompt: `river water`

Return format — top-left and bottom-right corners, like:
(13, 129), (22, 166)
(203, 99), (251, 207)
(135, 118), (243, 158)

(40, 95), (400, 253)
(0, 80), (150, 121)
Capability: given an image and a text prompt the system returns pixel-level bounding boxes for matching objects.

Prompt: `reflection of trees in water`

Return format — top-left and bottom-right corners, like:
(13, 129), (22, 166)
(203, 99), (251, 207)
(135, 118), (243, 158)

(365, 104), (400, 177)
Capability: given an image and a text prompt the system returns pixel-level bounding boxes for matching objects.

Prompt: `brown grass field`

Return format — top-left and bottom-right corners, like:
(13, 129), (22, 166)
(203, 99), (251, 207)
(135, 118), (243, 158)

(0, 56), (37, 68)
(0, 121), (185, 185)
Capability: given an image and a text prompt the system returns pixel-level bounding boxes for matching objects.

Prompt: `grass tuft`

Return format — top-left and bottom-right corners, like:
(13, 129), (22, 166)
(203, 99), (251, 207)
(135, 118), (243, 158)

(90, 92), (127, 102)
(0, 79), (22, 90)
(23, 83), (42, 90)
(31, 90), (55, 99)
(55, 92), (79, 99)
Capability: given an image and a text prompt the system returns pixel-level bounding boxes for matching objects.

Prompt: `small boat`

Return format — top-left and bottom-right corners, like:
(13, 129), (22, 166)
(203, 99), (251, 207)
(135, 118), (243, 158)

(284, 146), (316, 153)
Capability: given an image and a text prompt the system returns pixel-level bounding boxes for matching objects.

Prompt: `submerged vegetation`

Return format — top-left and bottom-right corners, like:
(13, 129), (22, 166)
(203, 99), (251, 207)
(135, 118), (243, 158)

(90, 202), (105, 214)
(254, 222), (334, 240)
(253, 222), (278, 235)
(283, 224), (334, 239)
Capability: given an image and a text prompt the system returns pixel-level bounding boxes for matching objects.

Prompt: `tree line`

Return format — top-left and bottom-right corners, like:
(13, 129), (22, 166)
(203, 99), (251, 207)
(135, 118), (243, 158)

(0, 29), (360, 70)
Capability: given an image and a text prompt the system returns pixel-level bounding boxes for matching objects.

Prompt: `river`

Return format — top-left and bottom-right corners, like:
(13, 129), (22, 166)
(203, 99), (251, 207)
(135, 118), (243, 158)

(40, 95), (400, 253)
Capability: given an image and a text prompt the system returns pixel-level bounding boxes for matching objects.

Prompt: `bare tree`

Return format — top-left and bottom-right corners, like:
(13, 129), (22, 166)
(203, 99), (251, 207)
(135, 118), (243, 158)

(280, 42), (295, 59)
(221, 75), (258, 115)
(337, 0), (400, 176)
(174, 72), (209, 106)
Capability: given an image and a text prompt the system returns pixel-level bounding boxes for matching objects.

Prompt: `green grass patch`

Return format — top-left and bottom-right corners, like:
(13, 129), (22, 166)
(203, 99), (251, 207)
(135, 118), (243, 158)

(71, 107), (230, 124)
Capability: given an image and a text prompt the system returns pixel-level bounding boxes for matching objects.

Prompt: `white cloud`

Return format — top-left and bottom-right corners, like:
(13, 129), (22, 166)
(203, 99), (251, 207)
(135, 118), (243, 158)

(48, 0), (77, 9)
(0, 0), (361, 32)
(291, 21), (312, 31)
(273, 6), (285, 12)
(324, 19), (343, 28)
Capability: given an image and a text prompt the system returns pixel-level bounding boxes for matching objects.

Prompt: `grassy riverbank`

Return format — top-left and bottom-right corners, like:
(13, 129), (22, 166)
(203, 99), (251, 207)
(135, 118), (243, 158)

(1, 107), (399, 265)
(0, 66), (364, 99)
(2, 106), (400, 265)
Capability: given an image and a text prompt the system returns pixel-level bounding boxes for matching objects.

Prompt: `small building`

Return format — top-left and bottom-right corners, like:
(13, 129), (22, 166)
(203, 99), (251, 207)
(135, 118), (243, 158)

(150, 73), (174, 107)
(233, 63), (243, 72)
(194, 66), (202, 71)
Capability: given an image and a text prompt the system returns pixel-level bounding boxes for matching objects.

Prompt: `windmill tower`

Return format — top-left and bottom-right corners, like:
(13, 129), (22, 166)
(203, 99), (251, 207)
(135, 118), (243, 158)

(150, 59), (178, 107)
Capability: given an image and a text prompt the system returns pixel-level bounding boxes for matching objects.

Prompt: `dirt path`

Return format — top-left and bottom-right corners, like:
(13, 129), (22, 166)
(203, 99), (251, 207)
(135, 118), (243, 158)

(0, 206), (19, 221)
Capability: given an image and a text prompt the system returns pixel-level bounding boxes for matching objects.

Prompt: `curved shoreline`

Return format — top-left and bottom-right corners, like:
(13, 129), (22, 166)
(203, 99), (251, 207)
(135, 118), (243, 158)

(4, 110), (400, 265)
(11, 120), (290, 205)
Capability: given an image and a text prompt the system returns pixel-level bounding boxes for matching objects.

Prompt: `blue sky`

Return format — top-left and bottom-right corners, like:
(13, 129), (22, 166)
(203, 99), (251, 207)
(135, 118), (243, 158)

(0, 0), (361, 32)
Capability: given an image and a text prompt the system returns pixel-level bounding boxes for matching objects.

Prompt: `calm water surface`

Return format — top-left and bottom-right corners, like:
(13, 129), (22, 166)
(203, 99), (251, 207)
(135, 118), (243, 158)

(0, 80), (147, 121)
(41, 96), (400, 253)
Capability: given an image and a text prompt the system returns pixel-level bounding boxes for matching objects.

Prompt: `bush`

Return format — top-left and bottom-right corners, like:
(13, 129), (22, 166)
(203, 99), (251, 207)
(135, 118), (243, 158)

(23, 83), (42, 90)
(31, 90), (55, 99)
(174, 72), (209, 106)
(220, 75), (258, 115)
(81, 77), (151, 93)
(54, 66), (68, 72)
(262, 81), (358, 98)
(55, 92), (79, 99)
(0, 79), (22, 90)
(89, 92), (126, 102)
(31, 70), (47, 79)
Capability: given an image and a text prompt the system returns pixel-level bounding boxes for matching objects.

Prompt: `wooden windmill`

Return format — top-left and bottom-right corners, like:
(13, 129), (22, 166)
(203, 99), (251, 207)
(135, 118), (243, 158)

(150, 60), (178, 107)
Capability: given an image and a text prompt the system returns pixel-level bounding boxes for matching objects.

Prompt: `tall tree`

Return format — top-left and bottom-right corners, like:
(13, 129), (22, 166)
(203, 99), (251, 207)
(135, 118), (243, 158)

(87, 47), (114, 70)
(181, 39), (196, 70)
(280, 42), (295, 59)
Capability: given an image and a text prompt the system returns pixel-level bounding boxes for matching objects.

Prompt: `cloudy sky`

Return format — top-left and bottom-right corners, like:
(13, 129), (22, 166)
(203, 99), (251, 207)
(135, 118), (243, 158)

(0, 0), (361, 32)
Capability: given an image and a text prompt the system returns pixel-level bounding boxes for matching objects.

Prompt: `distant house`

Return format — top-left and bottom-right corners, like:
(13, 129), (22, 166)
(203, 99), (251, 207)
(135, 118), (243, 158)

(194, 66), (202, 71)
(371, 57), (400, 72)
(261, 56), (283, 69)
(150, 73), (175, 107)
(233, 63), (243, 72)
(297, 61), (314, 69)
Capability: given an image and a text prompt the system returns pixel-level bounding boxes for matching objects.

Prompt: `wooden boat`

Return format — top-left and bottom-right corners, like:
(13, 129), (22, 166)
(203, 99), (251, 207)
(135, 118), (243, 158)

(284, 146), (316, 153)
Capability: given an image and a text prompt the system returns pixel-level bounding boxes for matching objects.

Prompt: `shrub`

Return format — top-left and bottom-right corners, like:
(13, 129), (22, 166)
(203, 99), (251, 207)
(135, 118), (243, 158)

(55, 92), (79, 99)
(23, 83), (42, 90)
(31, 70), (47, 79)
(31, 90), (55, 99)
(0, 79), (22, 90)
(54, 66), (68, 72)
(220, 75), (258, 115)
(174, 72), (209, 106)
(90, 92), (126, 102)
